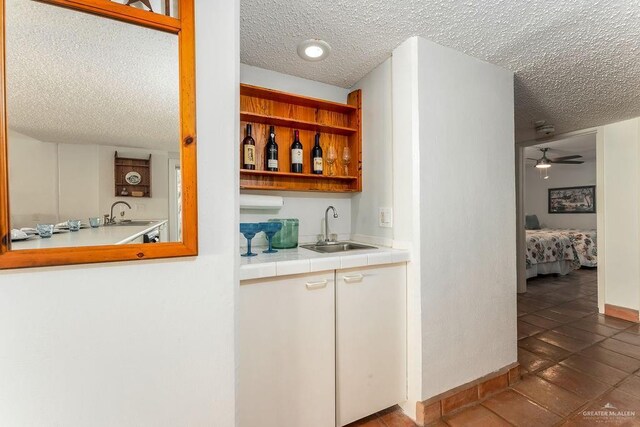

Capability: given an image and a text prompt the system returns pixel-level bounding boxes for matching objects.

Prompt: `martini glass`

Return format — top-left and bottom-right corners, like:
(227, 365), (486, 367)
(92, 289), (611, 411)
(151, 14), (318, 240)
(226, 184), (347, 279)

(240, 223), (262, 257)
(260, 222), (283, 253)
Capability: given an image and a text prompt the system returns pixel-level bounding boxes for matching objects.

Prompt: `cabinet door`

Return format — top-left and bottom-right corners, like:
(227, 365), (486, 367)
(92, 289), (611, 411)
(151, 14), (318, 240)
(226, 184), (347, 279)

(239, 272), (335, 427)
(337, 264), (407, 426)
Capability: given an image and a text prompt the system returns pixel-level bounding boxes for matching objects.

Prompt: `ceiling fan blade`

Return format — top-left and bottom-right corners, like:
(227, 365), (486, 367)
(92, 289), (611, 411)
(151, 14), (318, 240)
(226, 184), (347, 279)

(551, 155), (582, 161)
(526, 158), (539, 161)
(551, 160), (584, 164)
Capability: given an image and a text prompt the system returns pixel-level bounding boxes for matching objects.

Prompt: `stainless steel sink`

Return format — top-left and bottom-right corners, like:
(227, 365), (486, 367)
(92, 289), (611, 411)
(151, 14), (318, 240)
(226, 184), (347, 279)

(300, 242), (377, 253)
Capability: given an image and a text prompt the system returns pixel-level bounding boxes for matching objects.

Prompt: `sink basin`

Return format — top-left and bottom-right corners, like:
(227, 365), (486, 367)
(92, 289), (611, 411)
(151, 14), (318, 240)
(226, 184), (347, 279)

(107, 220), (157, 227)
(300, 242), (377, 253)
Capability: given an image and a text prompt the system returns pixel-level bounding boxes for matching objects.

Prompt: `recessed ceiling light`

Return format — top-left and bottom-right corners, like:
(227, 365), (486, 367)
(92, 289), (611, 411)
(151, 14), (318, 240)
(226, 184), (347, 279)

(297, 39), (331, 62)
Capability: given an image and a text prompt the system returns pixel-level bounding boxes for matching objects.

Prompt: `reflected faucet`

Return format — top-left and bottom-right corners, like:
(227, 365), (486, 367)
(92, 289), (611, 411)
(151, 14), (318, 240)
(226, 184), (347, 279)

(324, 206), (338, 243)
(109, 201), (132, 224)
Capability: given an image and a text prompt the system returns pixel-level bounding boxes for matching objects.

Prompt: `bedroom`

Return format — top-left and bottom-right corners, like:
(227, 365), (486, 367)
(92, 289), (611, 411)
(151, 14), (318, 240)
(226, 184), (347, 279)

(523, 132), (597, 281)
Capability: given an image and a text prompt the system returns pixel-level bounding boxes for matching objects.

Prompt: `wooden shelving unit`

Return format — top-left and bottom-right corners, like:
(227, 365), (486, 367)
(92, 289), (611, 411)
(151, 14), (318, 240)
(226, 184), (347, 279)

(239, 84), (362, 193)
(114, 151), (151, 197)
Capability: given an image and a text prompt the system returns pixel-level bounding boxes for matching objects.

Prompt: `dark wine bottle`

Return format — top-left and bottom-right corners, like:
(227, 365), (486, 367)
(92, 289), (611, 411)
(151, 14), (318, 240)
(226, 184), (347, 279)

(290, 129), (303, 173)
(311, 133), (323, 175)
(265, 125), (279, 171)
(242, 123), (256, 170)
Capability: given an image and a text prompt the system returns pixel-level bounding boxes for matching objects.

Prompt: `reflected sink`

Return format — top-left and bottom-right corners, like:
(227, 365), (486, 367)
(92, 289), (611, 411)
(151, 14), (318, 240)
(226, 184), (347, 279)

(300, 242), (377, 253)
(107, 220), (157, 227)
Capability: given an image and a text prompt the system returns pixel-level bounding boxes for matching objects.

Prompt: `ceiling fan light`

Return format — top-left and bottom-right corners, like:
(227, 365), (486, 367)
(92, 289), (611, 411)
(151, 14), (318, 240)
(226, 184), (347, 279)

(536, 163), (551, 169)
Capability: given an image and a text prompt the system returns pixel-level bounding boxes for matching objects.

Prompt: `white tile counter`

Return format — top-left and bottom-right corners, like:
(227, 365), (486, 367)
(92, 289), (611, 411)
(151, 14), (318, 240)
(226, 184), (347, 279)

(239, 244), (410, 281)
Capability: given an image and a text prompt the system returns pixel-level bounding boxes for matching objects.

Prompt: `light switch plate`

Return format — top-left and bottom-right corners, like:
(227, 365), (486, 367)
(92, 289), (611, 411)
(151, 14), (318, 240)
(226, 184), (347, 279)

(379, 207), (393, 228)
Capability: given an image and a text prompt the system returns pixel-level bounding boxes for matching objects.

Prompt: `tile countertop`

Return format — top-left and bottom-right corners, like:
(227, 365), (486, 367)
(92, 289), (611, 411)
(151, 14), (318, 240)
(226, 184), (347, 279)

(239, 244), (411, 281)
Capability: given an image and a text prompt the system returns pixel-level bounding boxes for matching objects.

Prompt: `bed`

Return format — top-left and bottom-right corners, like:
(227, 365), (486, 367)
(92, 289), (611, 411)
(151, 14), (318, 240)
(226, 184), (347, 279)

(525, 228), (597, 279)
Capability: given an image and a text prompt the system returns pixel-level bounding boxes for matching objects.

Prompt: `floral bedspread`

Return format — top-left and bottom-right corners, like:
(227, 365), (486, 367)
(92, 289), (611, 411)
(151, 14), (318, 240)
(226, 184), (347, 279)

(525, 230), (580, 271)
(553, 229), (597, 267)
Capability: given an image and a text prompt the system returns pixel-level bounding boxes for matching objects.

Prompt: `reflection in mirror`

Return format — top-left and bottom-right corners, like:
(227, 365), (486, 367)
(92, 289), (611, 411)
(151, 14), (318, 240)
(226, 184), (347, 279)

(110, 0), (179, 18)
(6, 0), (180, 250)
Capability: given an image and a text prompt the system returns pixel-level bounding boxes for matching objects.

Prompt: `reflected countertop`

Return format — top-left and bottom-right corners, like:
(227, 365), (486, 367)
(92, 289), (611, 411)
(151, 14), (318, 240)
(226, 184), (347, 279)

(10, 220), (168, 250)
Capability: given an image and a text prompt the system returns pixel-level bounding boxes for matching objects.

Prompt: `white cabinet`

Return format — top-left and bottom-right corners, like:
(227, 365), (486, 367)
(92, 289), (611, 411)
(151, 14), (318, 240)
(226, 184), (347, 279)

(336, 264), (407, 426)
(239, 272), (336, 427)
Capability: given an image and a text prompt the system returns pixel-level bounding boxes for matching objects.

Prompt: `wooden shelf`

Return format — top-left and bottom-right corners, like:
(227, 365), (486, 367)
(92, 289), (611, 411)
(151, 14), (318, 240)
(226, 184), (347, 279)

(241, 84), (357, 114)
(241, 169), (357, 181)
(239, 84), (362, 193)
(240, 111), (357, 136)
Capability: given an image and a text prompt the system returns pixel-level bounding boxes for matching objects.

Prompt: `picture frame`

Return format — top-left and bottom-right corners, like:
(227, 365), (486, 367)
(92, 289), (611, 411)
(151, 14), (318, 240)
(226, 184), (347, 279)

(548, 185), (596, 214)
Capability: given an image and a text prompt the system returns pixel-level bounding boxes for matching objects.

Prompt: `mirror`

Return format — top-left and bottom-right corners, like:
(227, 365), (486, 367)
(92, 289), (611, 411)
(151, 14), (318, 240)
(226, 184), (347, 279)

(0, 0), (197, 267)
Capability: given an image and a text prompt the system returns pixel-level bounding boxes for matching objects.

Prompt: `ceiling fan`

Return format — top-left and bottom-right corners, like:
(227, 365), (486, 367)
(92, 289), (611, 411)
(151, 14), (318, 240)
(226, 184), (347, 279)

(528, 148), (584, 169)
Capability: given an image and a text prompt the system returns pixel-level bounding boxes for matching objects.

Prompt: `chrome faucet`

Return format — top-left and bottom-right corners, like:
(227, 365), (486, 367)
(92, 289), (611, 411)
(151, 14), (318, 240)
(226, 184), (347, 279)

(324, 206), (338, 243)
(108, 201), (132, 224)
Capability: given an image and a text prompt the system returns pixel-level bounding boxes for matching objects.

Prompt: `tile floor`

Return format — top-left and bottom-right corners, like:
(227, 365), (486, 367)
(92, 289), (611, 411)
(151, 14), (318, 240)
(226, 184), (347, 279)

(348, 268), (640, 426)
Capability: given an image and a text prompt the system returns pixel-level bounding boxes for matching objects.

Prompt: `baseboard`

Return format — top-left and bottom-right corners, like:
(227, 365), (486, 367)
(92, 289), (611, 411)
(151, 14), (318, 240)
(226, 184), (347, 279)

(415, 363), (520, 426)
(605, 304), (640, 323)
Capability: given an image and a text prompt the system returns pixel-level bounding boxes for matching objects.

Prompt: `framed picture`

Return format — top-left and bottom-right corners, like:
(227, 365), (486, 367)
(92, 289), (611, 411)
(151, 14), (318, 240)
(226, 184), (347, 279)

(548, 186), (596, 214)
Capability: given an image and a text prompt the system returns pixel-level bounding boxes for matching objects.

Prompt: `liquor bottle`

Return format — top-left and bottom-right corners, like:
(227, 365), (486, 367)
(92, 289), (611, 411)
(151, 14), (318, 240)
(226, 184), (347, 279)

(242, 123), (256, 170)
(265, 126), (279, 171)
(311, 133), (323, 175)
(290, 129), (303, 173)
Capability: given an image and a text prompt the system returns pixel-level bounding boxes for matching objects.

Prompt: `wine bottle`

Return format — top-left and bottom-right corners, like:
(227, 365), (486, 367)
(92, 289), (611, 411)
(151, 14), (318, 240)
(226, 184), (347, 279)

(311, 133), (323, 175)
(242, 123), (256, 170)
(290, 129), (303, 173)
(265, 125), (279, 171)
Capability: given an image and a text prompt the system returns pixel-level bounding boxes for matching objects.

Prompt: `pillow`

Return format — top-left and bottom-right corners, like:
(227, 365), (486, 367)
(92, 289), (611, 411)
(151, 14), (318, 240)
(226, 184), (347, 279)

(525, 214), (541, 230)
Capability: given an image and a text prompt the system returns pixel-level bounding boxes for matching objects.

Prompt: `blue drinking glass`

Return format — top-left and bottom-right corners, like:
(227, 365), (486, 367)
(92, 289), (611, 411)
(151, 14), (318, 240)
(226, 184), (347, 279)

(259, 222), (283, 253)
(240, 223), (262, 257)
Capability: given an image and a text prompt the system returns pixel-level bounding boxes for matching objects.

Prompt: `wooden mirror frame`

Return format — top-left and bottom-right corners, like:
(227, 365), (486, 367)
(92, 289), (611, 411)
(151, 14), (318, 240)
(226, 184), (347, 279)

(0, 0), (197, 269)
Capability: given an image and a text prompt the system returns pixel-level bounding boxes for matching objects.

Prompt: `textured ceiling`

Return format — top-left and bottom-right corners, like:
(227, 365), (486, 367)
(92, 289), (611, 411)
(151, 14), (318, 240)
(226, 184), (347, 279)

(524, 132), (596, 165)
(5, 0), (179, 151)
(240, 0), (640, 141)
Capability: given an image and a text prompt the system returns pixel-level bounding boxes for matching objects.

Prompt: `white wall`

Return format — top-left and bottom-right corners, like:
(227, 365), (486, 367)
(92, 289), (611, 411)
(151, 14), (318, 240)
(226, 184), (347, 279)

(601, 117), (640, 312)
(350, 59), (394, 246)
(0, 1), (239, 426)
(524, 161), (597, 229)
(239, 64), (354, 244)
(7, 130), (59, 226)
(393, 37), (517, 405)
(8, 130), (177, 229)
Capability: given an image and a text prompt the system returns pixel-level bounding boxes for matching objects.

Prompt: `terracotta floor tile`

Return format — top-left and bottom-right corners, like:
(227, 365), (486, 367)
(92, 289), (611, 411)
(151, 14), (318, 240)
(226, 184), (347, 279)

(568, 319), (621, 337)
(518, 337), (571, 361)
(613, 331), (640, 347)
(518, 348), (555, 373)
(378, 408), (417, 427)
(512, 375), (586, 417)
(537, 364), (610, 400)
(345, 415), (386, 427)
(536, 330), (592, 352)
(586, 314), (635, 330)
(517, 320), (544, 339)
(548, 305), (594, 319)
(536, 309), (579, 324)
(559, 354), (629, 385)
(481, 389), (561, 427)
(520, 314), (562, 330)
(565, 388), (640, 426)
(600, 338), (640, 360)
(444, 405), (511, 427)
(616, 375), (640, 400)
(552, 325), (606, 344)
(579, 345), (640, 373)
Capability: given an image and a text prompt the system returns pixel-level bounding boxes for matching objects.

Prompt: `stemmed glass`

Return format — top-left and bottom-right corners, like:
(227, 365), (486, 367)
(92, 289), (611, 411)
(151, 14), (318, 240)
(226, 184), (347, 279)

(326, 144), (337, 176)
(342, 146), (351, 176)
(259, 222), (282, 253)
(240, 223), (262, 257)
